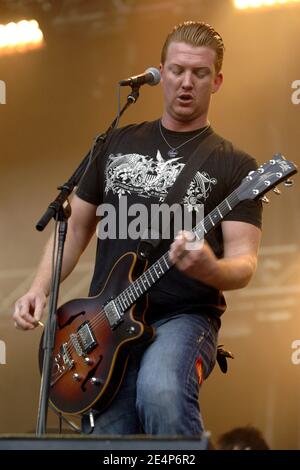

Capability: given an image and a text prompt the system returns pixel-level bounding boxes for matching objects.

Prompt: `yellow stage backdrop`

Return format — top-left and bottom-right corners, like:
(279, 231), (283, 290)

(0, 0), (299, 449)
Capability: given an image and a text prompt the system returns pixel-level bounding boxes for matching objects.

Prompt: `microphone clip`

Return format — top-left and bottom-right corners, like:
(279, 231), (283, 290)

(127, 86), (140, 103)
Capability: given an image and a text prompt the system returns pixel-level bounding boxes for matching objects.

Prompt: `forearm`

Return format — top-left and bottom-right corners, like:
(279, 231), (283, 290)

(30, 225), (93, 296)
(14, 197), (98, 330)
(202, 254), (257, 291)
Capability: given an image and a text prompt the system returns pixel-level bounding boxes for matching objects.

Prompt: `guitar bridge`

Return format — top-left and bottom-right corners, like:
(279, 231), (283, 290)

(70, 322), (97, 357)
(104, 300), (122, 329)
(61, 342), (74, 368)
(51, 343), (74, 386)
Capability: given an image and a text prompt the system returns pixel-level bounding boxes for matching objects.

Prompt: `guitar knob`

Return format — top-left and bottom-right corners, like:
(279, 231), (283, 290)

(84, 357), (93, 365)
(72, 373), (81, 381)
(284, 179), (294, 187)
(127, 326), (136, 334)
(90, 377), (102, 386)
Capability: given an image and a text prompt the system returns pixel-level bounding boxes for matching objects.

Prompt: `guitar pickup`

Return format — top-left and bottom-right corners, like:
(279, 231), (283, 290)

(104, 300), (122, 329)
(77, 321), (97, 354)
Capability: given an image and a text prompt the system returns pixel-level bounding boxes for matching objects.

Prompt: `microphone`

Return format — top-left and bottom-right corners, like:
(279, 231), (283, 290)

(119, 67), (160, 87)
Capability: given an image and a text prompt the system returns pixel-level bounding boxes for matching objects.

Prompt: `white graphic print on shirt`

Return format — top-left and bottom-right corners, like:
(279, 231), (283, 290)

(105, 150), (217, 208)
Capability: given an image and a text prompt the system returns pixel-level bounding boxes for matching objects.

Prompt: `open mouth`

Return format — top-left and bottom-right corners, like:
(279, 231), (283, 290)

(177, 94), (193, 104)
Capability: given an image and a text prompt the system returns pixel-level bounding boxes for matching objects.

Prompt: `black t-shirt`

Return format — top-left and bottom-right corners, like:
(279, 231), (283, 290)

(76, 120), (262, 323)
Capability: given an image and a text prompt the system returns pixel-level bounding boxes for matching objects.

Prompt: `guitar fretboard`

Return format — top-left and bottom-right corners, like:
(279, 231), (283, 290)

(114, 189), (240, 315)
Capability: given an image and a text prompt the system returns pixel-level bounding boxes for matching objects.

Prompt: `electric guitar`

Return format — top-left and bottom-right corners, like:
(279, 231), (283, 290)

(39, 154), (297, 415)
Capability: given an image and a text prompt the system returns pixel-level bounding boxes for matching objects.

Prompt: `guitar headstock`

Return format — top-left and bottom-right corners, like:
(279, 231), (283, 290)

(237, 154), (298, 202)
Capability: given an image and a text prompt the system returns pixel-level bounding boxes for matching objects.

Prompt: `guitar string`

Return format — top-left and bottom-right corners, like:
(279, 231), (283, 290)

(84, 194), (233, 336)
(87, 192), (237, 334)
(51, 311), (108, 382)
(52, 191), (239, 383)
(51, 192), (239, 381)
(113, 194), (237, 309)
(64, 169), (284, 358)
(54, 163), (286, 364)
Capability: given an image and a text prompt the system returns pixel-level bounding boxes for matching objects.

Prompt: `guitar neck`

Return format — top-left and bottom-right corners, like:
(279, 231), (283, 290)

(115, 189), (240, 313)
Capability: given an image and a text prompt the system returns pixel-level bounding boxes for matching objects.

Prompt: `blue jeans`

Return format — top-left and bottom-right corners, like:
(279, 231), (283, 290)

(82, 313), (219, 436)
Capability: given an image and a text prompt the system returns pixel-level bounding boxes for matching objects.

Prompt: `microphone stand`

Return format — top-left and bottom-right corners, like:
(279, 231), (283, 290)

(36, 85), (140, 435)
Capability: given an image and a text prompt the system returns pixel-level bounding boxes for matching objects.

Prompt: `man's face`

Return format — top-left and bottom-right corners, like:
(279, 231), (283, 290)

(160, 41), (223, 126)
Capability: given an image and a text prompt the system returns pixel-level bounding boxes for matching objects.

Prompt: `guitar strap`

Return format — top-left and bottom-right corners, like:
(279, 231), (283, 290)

(137, 130), (224, 260)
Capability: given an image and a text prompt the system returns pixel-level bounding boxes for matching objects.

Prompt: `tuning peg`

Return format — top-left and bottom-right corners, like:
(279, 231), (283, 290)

(260, 195), (270, 204)
(284, 179), (294, 187)
(273, 187), (281, 195)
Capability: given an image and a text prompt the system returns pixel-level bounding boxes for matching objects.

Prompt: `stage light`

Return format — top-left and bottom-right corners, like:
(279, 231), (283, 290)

(234, 0), (300, 9)
(0, 19), (44, 55)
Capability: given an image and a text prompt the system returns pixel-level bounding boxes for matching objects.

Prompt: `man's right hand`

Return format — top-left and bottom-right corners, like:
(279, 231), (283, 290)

(13, 289), (47, 330)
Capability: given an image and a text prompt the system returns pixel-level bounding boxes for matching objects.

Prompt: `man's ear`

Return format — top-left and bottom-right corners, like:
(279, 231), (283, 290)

(159, 63), (164, 82)
(212, 72), (223, 94)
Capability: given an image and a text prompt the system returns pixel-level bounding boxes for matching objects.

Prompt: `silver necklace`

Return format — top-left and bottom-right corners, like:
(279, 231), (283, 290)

(159, 120), (210, 158)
